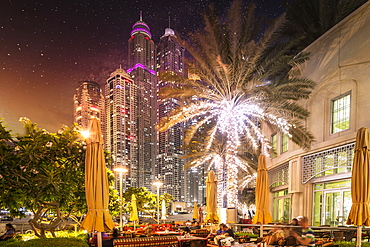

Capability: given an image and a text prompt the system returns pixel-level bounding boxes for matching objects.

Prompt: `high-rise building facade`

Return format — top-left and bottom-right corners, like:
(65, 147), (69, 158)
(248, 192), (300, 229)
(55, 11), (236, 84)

(104, 67), (138, 189)
(127, 16), (157, 189)
(73, 81), (104, 129)
(156, 27), (187, 202)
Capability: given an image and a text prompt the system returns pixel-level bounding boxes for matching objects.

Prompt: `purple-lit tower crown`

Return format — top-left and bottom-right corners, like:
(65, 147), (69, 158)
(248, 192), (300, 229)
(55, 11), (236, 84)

(130, 21), (152, 39)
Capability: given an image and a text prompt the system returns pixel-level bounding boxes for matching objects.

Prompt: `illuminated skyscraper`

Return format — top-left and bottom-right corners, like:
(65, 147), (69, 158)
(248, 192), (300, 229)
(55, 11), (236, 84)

(73, 81), (104, 129)
(156, 27), (187, 202)
(104, 67), (138, 189)
(127, 15), (157, 188)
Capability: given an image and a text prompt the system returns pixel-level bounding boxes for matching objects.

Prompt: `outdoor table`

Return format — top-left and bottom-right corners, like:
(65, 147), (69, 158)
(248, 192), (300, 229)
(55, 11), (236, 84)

(154, 231), (181, 236)
(177, 235), (208, 247)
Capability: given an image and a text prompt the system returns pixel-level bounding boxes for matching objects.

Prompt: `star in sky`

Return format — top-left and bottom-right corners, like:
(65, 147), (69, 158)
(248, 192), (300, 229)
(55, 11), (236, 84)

(0, 0), (286, 133)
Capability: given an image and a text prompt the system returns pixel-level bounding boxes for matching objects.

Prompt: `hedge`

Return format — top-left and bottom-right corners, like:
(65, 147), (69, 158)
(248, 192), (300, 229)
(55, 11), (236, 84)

(0, 238), (88, 247)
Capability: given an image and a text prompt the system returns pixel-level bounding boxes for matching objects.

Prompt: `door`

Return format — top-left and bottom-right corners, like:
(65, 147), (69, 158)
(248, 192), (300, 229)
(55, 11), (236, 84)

(322, 189), (351, 226)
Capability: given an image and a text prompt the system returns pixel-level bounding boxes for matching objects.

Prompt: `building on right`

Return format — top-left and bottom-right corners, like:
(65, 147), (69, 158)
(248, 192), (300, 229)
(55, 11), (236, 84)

(264, 1), (370, 226)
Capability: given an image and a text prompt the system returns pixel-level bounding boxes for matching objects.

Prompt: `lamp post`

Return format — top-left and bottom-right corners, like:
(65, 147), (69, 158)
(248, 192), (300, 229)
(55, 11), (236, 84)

(113, 167), (128, 231)
(153, 181), (163, 224)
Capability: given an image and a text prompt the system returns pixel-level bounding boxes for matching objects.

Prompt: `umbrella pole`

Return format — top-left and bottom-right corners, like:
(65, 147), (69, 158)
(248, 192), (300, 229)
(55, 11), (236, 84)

(260, 224), (264, 238)
(97, 232), (102, 247)
(357, 226), (362, 247)
(134, 220), (136, 230)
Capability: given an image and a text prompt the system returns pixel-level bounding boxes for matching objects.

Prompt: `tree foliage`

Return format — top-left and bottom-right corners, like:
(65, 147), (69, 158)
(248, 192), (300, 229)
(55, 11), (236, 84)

(158, 0), (315, 153)
(0, 118), (119, 236)
(121, 187), (173, 217)
(157, 1), (316, 206)
(285, 0), (367, 49)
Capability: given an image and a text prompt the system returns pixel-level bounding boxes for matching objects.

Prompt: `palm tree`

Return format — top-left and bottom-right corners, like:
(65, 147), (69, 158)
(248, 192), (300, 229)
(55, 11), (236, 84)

(285, 0), (367, 49)
(158, 0), (315, 208)
(182, 132), (258, 207)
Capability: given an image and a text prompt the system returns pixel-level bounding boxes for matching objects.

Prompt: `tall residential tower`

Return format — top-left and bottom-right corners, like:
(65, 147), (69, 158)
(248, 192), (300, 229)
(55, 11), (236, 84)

(73, 81), (104, 129)
(156, 27), (187, 202)
(104, 67), (138, 189)
(127, 16), (157, 189)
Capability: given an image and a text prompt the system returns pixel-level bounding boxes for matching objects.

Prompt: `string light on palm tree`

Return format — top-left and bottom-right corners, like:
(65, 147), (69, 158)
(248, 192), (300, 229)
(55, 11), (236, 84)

(158, 0), (315, 208)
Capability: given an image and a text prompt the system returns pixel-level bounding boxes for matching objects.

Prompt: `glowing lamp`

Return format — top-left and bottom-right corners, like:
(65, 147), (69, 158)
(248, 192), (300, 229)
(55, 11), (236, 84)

(80, 130), (90, 139)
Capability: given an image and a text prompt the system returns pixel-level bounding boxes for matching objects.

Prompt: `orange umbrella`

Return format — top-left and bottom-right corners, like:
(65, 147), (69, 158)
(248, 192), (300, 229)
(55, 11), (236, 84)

(193, 201), (199, 220)
(205, 170), (219, 223)
(81, 118), (115, 234)
(130, 194), (139, 230)
(347, 127), (370, 247)
(252, 154), (272, 233)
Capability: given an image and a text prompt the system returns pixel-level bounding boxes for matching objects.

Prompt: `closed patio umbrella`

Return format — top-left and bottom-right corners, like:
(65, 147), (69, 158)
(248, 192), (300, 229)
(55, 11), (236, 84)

(252, 154), (272, 236)
(130, 194), (139, 230)
(205, 170), (219, 223)
(193, 201), (199, 220)
(347, 127), (370, 247)
(81, 118), (114, 247)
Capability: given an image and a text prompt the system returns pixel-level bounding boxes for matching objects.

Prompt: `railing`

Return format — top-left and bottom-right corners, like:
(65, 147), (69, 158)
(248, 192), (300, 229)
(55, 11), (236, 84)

(229, 223), (361, 239)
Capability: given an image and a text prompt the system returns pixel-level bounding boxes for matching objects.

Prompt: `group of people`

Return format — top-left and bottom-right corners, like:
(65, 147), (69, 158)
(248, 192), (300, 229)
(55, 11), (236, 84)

(208, 223), (235, 246)
(265, 216), (315, 247)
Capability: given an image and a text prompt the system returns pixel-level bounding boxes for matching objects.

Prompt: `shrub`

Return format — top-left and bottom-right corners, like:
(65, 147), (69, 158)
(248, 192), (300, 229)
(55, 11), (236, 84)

(0, 238), (88, 247)
(235, 232), (258, 238)
(334, 241), (370, 247)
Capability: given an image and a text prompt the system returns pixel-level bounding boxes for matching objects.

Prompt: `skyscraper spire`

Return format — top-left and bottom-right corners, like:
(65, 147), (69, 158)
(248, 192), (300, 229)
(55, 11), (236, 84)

(140, 10), (142, 21)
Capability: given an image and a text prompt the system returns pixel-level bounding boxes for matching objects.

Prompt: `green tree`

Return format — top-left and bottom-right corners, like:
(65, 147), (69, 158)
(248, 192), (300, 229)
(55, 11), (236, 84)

(122, 187), (173, 219)
(0, 118), (119, 237)
(158, 0), (315, 208)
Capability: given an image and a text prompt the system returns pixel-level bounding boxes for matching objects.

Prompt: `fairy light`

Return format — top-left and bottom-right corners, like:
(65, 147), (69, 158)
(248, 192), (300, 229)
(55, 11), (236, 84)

(162, 93), (294, 208)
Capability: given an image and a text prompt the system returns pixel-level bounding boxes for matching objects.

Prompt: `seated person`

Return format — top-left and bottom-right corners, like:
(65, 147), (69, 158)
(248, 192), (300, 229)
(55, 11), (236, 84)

(214, 224), (235, 246)
(207, 223), (225, 239)
(191, 221), (201, 230)
(291, 216), (315, 247)
(0, 224), (15, 241)
(291, 218), (299, 226)
(289, 218), (302, 236)
(264, 224), (287, 245)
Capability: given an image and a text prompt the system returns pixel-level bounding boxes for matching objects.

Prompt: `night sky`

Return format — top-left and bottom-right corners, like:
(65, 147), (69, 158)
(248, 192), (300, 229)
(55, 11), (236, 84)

(0, 0), (286, 134)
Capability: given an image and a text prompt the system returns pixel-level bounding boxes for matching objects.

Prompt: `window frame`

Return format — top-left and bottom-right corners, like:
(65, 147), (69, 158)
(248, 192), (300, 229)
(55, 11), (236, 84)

(281, 133), (289, 154)
(271, 133), (278, 158)
(330, 92), (351, 134)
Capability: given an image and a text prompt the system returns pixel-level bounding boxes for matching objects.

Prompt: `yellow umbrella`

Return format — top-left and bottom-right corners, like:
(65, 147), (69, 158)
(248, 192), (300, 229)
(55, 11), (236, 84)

(81, 118), (115, 234)
(205, 170), (219, 223)
(252, 154), (272, 233)
(347, 127), (370, 247)
(193, 201), (199, 220)
(130, 194), (139, 229)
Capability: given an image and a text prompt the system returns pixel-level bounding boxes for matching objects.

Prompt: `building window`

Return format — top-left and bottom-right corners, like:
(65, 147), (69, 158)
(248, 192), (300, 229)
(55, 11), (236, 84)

(281, 134), (288, 153)
(331, 93), (350, 134)
(271, 133), (277, 158)
(302, 143), (354, 184)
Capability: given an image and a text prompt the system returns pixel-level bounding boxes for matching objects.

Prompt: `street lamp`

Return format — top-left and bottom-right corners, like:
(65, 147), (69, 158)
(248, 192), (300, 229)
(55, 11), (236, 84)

(153, 181), (163, 224)
(113, 166), (128, 231)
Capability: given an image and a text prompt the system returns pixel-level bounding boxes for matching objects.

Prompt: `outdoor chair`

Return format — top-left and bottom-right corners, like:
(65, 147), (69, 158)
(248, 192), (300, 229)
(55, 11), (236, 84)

(333, 231), (344, 241)
(344, 230), (355, 241)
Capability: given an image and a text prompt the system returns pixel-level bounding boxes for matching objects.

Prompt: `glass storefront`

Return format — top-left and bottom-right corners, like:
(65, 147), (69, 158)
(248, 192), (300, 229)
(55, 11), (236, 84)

(313, 180), (351, 226)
